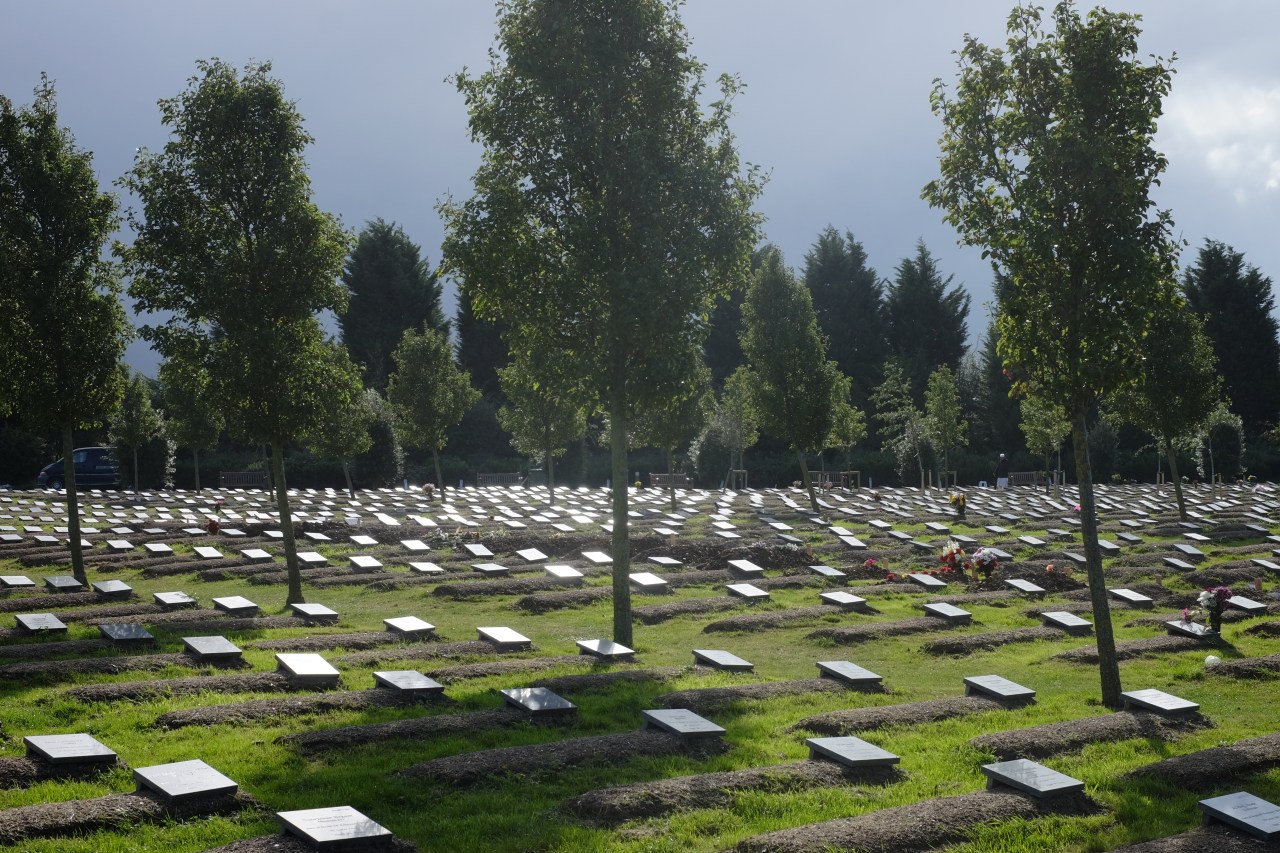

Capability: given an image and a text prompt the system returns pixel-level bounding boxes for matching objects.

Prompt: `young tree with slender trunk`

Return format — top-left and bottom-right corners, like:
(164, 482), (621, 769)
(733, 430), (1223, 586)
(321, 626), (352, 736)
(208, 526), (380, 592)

(1019, 393), (1071, 493)
(159, 358), (223, 492)
(497, 351), (591, 507)
(873, 360), (929, 488)
(924, 364), (967, 487)
(119, 59), (355, 605)
(633, 361), (713, 513)
(111, 370), (163, 492)
(303, 343), (375, 498)
(440, 0), (761, 645)
(0, 78), (128, 585)
(924, 1), (1181, 707)
(387, 325), (480, 501)
(716, 367), (760, 488)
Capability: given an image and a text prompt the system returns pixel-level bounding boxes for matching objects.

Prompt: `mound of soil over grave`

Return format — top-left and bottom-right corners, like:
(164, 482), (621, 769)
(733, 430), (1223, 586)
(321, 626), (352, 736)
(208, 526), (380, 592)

(101, 613), (309, 632)
(1210, 653), (1280, 679)
(923, 590), (1017, 606)
(398, 728), (729, 787)
(425, 654), (585, 683)
(13, 601), (169, 624)
(0, 789), (255, 847)
(0, 651), (249, 683)
(244, 631), (420, 652)
(1128, 732), (1280, 792)
(154, 686), (441, 729)
(203, 834), (419, 853)
(276, 707), (533, 753)
(806, 616), (966, 645)
(922, 626), (1066, 656)
(432, 576), (591, 599)
(1109, 824), (1280, 852)
(530, 667), (684, 694)
(66, 671), (302, 703)
(0, 755), (125, 789)
(0, 590), (101, 613)
(515, 587), (612, 613)
(1187, 565), (1272, 587)
(703, 605), (848, 634)
(564, 760), (903, 827)
(732, 787), (1102, 853)
(1053, 634), (1214, 664)
(657, 678), (880, 714)
(634, 597), (742, 625)
(335, 640), (501, 668)
(0, 637), (115, 660)
(1244, 620), (1280, 638)
(971, 710), (1212, 760)
(967, 566), (1087, 595)
(790, 695), (1015, 736)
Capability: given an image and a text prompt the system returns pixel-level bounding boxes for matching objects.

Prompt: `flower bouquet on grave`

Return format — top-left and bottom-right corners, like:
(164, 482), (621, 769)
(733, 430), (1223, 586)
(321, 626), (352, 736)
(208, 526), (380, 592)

(940, 540), (965, 573)
(1198, 586), (1233, 633)
(948, 492), (967, 519)
(971, 547), (999, 580)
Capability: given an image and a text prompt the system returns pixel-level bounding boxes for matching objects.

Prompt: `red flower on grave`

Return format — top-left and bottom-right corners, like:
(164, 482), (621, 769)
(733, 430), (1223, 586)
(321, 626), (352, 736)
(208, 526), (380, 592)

(885, 572), (896, 581)
(864, 558), (877, 568)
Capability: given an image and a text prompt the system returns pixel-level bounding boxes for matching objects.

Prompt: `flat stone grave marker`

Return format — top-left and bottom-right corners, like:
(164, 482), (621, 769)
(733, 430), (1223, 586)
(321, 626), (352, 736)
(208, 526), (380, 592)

(143, 542), (174, 556)
(240, 548), (273, 563)
(727, 559), (765, 578)
(408, 561), (443, 574)
(373, 670), (444, 695)
(808, 564), (845, 579)
(1166, 619), (1215, 639)
(1252, 558), (1280, 572)
(401, 539), (430, 553)
(964, 674), (1035, 702)
(982, 758), (1084, 798)
(819, 590), (866, 610)
(1115, 532), (1142, 544)
(276, 805), (392, 849)
(577, 638), (634, 659)
(0, 533), (22, 544)
(106, 539), (134, 552)
(908, 572), (948, 589)
(582, 550), (612, 564)
(923, 602), (972, 624)
(212, 595), (259, 616)
(92, 579), (133, 599)
(868, 519), (892, 530)
(1094, 539), (1120, 555)
(16, 613), (67, 632)
(134, 758), (238, 803)
(776, 533), (802, 544)
(1226, 595), (1267, 614)
(726, 583), (770, 601)
(302, 531), (332, 542)
(472, 562), (510, 576)
(461, 542), (493, 558)
(1004, 578), (1046, 597)
(886, 530), (913, 542)
(551, 523), (576, 533)
(193, 546), (223, 560)
(986, 525), (1009, 534)
(219, 528), (246, 537)
(154, 591), (197, 609)
(34, 535), (60, 544)
(1172, 543), (1206, 559)
(1041, 611), (1093, 633)
(477, 626), (531, 650)
(384, 616), (435, 637)
(693, 648), (753, 672)
(629, 572), (669, 592)
(43, 575), (85, 592)
(296, 551), (328, 566)
(516, 547), (548, 563)
(649, 556), (681, 566)
(99, 623), (153, 643)
(349, 555), (383, 572)
(1121, 688), (1199, 716)
(501, 686), (576, 717)
(807, 735), (900, 767)
(1061, 552), (1087, 566)
(817, 660), (882, 686)
(1185, 531), (1212, 542)
(1109, 588), (1154, 608)
(641, 708), (725, 739)
(291, 602), (339, 624)
(545, 565), (584, 583)
(0, 574), (35, 589)
(350, 534), (379, 547)
(1018, 535), (1047, 547)
(1198, 791), (1280, 840)
(276, 653), (341, 686)
(183, 635), (242, 661)
(25, 733), (117, 765)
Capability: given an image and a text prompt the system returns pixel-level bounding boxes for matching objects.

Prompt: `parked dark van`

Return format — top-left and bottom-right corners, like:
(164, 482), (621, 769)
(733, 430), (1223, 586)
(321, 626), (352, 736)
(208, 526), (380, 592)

(35, 447), (120, 490)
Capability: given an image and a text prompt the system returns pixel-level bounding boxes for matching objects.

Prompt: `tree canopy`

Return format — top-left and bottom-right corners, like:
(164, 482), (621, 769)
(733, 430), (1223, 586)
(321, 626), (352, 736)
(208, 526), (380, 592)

(884, 240), (970, 401)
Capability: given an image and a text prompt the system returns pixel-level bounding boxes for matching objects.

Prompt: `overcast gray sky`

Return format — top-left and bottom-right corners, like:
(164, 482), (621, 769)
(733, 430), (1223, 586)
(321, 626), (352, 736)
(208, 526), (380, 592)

(5, 1), (1279, 376)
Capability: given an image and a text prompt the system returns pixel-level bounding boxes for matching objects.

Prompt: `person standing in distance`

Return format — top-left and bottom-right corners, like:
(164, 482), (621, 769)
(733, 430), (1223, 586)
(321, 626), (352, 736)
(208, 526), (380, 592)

(994, 453), (1010, 490)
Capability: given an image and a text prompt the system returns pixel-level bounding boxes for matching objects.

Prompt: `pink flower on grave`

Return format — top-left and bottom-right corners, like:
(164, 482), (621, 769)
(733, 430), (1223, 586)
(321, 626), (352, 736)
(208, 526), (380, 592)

(1046, 563), (1055, 573)
(864, 558), (877, 568)
(885, 572), (896, 582)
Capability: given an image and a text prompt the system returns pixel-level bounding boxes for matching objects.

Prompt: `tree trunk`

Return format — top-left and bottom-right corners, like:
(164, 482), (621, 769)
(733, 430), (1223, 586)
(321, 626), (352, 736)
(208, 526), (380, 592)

(1165, 435), (1187, 521)
(262, 445), (274, 501)
(1072, 412), (1123, 708)
(271, 438), (304, 604)
(609, 381), (633, 646)
(341, 459), (355, 498)
(799, 452), (819, 513)
(433, 449), (446, 502)
(192, 448), (201, 492)
(62, 424), (86, 585)
(132, 446), (140, 492)
(666, 446), (676, 514)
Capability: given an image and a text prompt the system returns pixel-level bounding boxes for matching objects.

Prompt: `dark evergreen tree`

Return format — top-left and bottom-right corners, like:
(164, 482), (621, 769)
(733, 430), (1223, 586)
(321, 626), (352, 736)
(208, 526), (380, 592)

(704, 286), (745, 387)
(884, 240), (970, 401)
(974, 319), (1023, 455)
(1182, 240), (1280, 435)
(802, 226), (887, 412)
(339, 219), (448, 392)
(454, 286), (510, 400)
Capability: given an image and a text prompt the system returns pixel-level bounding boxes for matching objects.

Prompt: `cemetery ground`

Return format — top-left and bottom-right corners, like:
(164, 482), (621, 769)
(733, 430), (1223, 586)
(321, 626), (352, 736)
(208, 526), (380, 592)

(0, 483), (1277, 852)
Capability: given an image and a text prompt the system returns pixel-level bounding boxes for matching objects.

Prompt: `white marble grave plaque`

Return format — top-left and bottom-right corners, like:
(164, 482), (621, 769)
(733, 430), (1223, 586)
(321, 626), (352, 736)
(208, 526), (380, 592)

(1041, 611), (1092, 633)
(239, 548), (273, 563)
(373, 670), (443, 694)
(1227, 595), (1267, 613)
(582, 550), (612, 564)
(726, 583), (770, 600)
(106, 539), (134, 552)
(982, 758), (1083, 798)
(350, 534), (379, 547)
(134, 758), (237, 802)
(545, 565), (584, 583)
(92, 579), (133, 598)
(1199, 791), (1280, 840)
(276, 653), (340, 685)
(193, 546), (223, 560)
(1121, 688), (1199, 715)
(477, 626), (531, 649)
(408, 561), (443, 573)
(276, 805), (392, 848)
(291, 602), (339, 624)
(693, 649), (753, 672)
(923, 602), (972, 623)
(212, 595), (259, 616)
(819, 591), (866, 609)
(0, 575), (34, 588)
(964, 674), (1035, 701)
(577, 638), (634, 659)
(807, 735), (899, 767)
(808, 564), (845, 579)
(25, 733), (117, 765)
(641, 708), (724, 738)
(516, 548), (548, 563)
(1109, 588), (1153, 608)
(183, 635), (242, 660)
(462, 542), (493, 557)
(501, 686), (576, 716)
(648, 556), (681, 566)
(154, 591), (197, 609)
(629, 572), (669, 592)
(817, 660), (882, 686)
(472, 562), (510, 575)
(727, 559), (765, 577)
(384, 616), (435, 637)
(349, 555), (383, 571)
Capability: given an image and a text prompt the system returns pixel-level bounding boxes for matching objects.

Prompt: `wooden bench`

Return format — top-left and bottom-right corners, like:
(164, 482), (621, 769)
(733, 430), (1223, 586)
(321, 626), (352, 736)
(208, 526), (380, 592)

(219, 471), (268, 488)
(649, 473), (692, 488)
(1008, 471), (1046, 487)
(476, 472), (525, 487)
